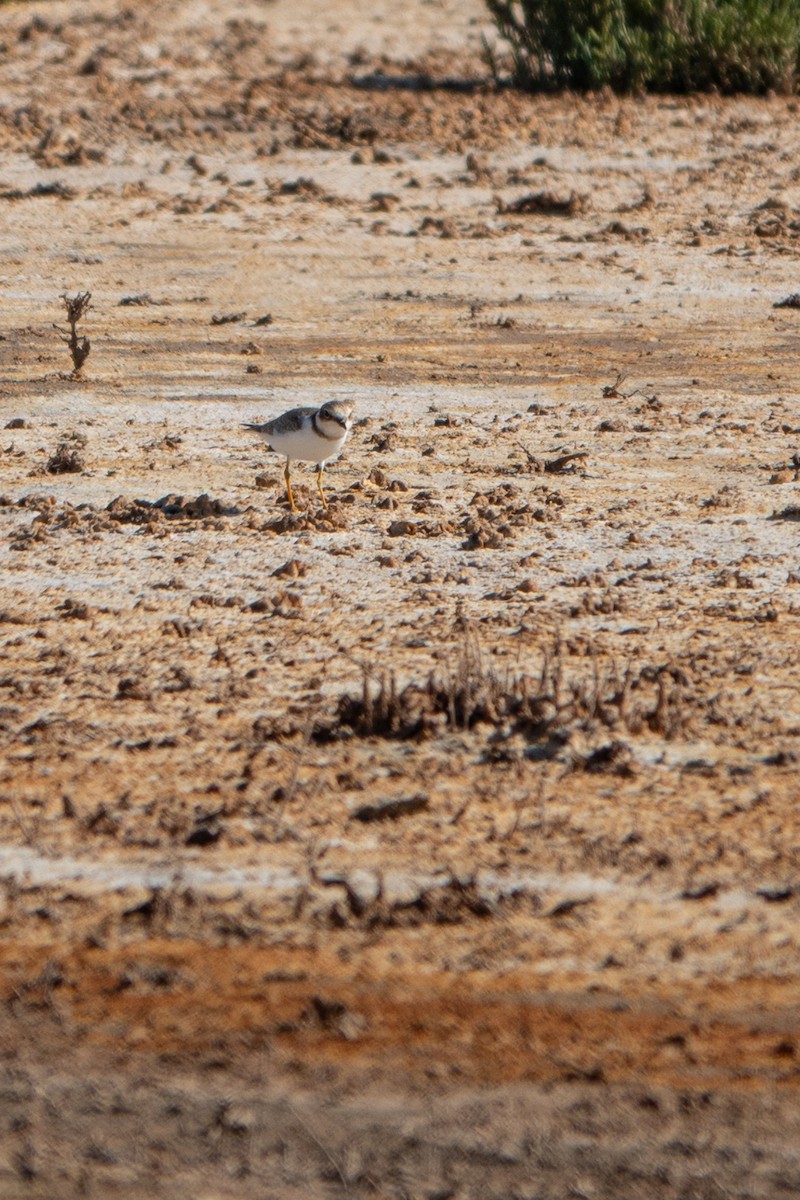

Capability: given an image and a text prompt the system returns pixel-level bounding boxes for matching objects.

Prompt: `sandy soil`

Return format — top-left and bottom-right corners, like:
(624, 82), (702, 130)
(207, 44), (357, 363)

(2, 0), (800, 1195)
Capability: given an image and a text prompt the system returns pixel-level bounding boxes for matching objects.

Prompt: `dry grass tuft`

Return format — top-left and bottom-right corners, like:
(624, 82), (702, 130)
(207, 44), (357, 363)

(317, 635), (693, 748)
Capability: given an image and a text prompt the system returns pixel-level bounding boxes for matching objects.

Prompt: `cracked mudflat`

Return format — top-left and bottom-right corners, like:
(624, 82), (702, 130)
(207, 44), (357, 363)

(2, 0), (800, 1196)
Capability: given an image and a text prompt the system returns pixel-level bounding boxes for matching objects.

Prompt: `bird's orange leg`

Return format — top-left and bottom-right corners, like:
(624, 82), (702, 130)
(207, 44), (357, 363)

(284, 461), (298, 512)
(316, 465), (328, 509)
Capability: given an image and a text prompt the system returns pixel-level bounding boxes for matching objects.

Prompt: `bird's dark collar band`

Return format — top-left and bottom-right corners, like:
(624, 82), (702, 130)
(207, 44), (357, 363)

(313, 411), (345, 440)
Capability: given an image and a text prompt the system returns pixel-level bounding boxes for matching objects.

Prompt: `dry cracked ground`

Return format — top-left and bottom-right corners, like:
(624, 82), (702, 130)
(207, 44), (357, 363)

(1, 0), (800, 1196)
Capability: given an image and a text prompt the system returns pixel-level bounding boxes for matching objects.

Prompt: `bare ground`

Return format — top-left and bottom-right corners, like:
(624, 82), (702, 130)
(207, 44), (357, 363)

(2, 0), (800, 1195)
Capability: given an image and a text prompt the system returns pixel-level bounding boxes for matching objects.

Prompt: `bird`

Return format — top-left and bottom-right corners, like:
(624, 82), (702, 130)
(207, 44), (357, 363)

(243, 400), (354, 512)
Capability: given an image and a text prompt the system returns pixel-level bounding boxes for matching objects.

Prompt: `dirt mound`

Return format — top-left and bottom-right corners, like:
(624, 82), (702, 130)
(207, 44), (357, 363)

(106, 492), (240, 523)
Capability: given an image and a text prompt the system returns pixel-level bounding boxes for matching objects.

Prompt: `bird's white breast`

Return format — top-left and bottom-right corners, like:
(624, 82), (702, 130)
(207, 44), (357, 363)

(267, 422), (348, 464)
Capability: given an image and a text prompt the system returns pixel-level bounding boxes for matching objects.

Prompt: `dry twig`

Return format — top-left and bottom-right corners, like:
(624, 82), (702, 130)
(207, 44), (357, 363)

(544, 450), (588, 473)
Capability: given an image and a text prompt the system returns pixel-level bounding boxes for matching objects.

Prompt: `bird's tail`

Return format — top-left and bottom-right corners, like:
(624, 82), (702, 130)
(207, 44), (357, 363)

(242, 422), (265, 431)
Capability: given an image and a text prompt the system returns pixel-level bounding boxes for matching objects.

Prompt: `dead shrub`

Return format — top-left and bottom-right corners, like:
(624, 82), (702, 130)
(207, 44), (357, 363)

(46, 432), (86, 474)
(55, 291), (92, 377)
(315, 635), (693, 747)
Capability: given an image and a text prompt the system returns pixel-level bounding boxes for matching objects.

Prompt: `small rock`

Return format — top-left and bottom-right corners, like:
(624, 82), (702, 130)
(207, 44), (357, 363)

(466, 150), (489, 175)
(56, 598), (92, 620)
(218, 1102), (257, 1133)
(272, 558), (306, 578)
(351, 794), (429, 822)
(387, 519), (418, 537)
(369, 192), (398, 212)
(373, 147), (403, 164)
(308, 996), (367, 1041)
(345, 869), (380, 910)
(185, 821), (221, 847)
(115, 677), (150, 701)
(211, 311), (246, 325)
(757, 886), (794, 902)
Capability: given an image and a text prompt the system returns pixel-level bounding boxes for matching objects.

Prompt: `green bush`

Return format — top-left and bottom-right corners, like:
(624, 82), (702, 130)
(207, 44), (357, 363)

(485, 0), (800, 92)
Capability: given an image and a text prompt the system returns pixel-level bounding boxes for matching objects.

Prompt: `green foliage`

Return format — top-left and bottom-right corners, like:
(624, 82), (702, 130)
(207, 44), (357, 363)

(485, 0), (800, 92)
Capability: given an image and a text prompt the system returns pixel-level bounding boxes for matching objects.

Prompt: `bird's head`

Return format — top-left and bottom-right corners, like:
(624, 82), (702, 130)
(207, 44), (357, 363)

(318, 400), (354, 434)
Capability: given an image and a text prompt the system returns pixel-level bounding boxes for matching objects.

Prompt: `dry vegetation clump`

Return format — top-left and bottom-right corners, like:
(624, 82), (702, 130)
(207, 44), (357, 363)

(46, 434), (86, 474)
(317, 635), (693, 748)
(55, 291), (92, 377)
(333, 875), (499, 929)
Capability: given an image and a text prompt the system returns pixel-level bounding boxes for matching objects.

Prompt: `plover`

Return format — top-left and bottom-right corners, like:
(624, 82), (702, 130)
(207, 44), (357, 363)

(243, 400), (354, 512)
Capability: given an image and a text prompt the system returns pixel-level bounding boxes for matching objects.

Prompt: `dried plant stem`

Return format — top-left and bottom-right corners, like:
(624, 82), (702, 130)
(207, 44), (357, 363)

(56, 291), (92, 376)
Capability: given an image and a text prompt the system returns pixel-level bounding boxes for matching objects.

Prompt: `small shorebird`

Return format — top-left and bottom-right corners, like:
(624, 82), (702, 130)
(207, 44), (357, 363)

(243, 400), (354, 512)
